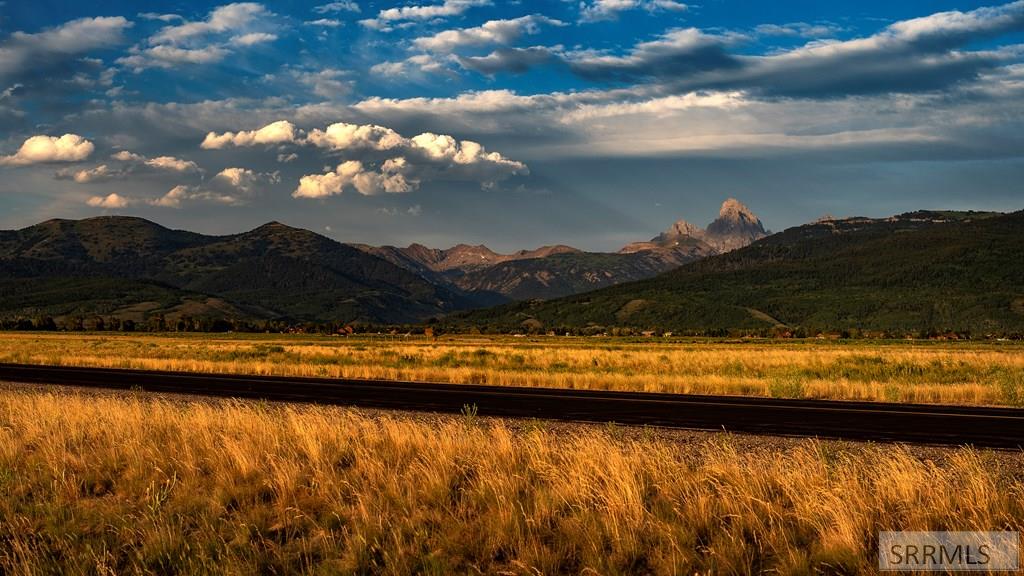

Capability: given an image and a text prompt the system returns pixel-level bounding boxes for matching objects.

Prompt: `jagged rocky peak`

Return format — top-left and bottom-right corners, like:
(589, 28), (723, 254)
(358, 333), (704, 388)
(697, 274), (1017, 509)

(619, 218), (712, 255)
(621, 197), (768, 255)
(704, 198), (767, 251)
(402, 242), (445, 261)
(708, 198), (764, 232)
(433, 244), (503, 271)
(446, 244), (501, 259)
(660, 219), (704, 240)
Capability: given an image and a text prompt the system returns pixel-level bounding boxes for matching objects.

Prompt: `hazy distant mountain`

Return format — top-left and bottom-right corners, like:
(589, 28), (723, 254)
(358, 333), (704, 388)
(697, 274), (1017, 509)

(0, 217), (477, 325)
(445, 250), (708, 301)
(450, 198), (767, 300)
(353, 243), (582, 280)
(354, 241), (682, 301)
(453, 210), (1024, 335)
(353, 198), (764, 301)
(621, 198), (768, 255)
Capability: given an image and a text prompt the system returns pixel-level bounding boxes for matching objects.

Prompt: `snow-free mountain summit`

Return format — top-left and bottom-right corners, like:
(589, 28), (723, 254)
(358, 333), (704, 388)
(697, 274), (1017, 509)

(355, 199), (768, 300)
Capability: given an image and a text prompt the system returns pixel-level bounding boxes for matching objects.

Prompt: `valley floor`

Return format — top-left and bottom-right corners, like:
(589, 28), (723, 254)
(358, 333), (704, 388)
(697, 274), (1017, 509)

(2, 386), (1023, 575)
(1, 332), (1023, 406)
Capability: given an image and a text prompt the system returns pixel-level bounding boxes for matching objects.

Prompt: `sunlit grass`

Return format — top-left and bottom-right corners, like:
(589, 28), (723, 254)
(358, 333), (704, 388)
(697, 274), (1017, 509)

(1, 388), (1021, 574)
(1, 333), (1022, 406)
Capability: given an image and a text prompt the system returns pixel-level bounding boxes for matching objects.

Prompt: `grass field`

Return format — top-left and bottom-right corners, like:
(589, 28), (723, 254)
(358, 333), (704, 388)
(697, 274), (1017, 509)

(2, 387), (1022, 575)
(1, 333), (1023, 406)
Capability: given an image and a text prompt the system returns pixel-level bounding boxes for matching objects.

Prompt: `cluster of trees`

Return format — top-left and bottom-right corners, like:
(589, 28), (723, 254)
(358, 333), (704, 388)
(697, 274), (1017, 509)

(0, 315), (270, 333)
(0, 315), (441, 336)
(443, 321), (1015, 340)
(1, 315), (1019, 340)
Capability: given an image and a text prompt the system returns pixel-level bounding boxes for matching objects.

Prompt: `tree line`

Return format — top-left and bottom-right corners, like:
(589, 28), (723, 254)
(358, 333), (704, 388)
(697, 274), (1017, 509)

(2, 314), (1019, 340)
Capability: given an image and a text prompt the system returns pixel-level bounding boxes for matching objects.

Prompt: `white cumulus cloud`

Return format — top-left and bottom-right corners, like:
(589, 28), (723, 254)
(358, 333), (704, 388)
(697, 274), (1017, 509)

(230, 32), (278, 47)
(86, 193), (130, 208)
(409, 132), (520, 168)
(370, 54), (452, 77)
(413, 15), (566, 53)
(59, 164), (115, 183)
(1, 134), (94, 166)
(57, 151), (200, 182)
(306, 122), (408, 150)
(292, 121), (527, 199)
(579, 0), (687, 23)
(150, 3), (269, 44)
(213, 167), (280, 192)
(360, 0), (490, 30)
(150, 166), (278, 207)
(201, 120), (300, 149)
(119, 45), (230, 70)
(304, 122), (526, 172)
(152, 184), (241, 208)
(145, 155), (200, 172)
(293, 159), (415, 198)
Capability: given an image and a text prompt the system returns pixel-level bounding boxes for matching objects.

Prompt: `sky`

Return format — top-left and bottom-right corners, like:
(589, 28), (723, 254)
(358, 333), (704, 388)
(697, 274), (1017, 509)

(0, 0), (1022, 251)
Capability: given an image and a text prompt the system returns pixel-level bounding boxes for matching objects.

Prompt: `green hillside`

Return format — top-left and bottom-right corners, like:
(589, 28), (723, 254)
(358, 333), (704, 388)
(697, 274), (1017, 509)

(448, 248), (703, 301)
(0, 217), (477, 325)
(452, 211), (1024, 336)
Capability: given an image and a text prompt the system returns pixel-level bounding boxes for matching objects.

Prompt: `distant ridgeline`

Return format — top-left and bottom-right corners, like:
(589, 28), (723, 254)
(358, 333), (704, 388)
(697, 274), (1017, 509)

(1, 209), (1023, 337)
(0, 217), (479, 329)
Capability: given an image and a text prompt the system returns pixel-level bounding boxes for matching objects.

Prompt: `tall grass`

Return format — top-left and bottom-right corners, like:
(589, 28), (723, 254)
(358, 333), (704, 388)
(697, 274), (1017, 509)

(1, 389), (1022, 574)
(1, 333), (1022, 405)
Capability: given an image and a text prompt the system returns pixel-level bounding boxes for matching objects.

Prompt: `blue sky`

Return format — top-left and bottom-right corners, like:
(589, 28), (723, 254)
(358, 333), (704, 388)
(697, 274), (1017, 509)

(1, 0), (1022, 250)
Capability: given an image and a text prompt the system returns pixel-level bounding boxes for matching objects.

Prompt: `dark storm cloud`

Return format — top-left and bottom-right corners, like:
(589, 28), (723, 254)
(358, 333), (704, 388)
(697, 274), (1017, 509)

(457, 46), (558, 75)
(0, 17), (132, 134)
(680, 48), (1009, 99)
(550, 2), (1024, 99)
(0, 16), (132, 82)
(566, 29), (743, 83)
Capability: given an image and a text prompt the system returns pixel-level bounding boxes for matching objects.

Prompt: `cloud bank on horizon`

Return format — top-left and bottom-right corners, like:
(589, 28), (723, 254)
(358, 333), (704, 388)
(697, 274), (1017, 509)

(0, 0), (1022, 250)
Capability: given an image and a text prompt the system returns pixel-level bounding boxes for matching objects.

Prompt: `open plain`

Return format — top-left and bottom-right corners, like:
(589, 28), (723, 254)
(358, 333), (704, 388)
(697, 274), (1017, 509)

(3, 333), (1023, 573)
(1, 332), (1022, 406)
(2, 384), (1024, 574)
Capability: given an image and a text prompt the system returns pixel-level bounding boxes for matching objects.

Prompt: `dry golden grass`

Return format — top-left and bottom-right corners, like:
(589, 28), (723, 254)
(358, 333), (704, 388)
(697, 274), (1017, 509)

(1, 387), (1022, 575)
(1, 333), (1023, 406)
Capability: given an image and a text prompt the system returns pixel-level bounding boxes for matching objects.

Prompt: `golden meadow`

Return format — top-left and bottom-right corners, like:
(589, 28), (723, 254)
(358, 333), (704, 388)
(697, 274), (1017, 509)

(2, 388), (1023, 575)
(1, 332), (1023, 406)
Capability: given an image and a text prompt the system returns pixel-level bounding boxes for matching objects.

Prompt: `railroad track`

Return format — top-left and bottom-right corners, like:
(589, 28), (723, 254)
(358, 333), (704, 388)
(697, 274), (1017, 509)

(1, 362), (1023, 448)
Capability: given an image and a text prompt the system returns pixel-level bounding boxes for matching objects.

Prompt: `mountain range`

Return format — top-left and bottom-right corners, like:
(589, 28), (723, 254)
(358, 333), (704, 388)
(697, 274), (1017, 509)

(353, 198), (767, 300)
(8, 202), (1016, 336)
(0, 199), (766, 326)
(0, 218), (475, 326)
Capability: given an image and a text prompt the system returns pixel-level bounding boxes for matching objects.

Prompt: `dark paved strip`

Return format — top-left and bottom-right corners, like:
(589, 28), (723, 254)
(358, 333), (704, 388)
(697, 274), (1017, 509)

(1, 363), (1023, 448)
